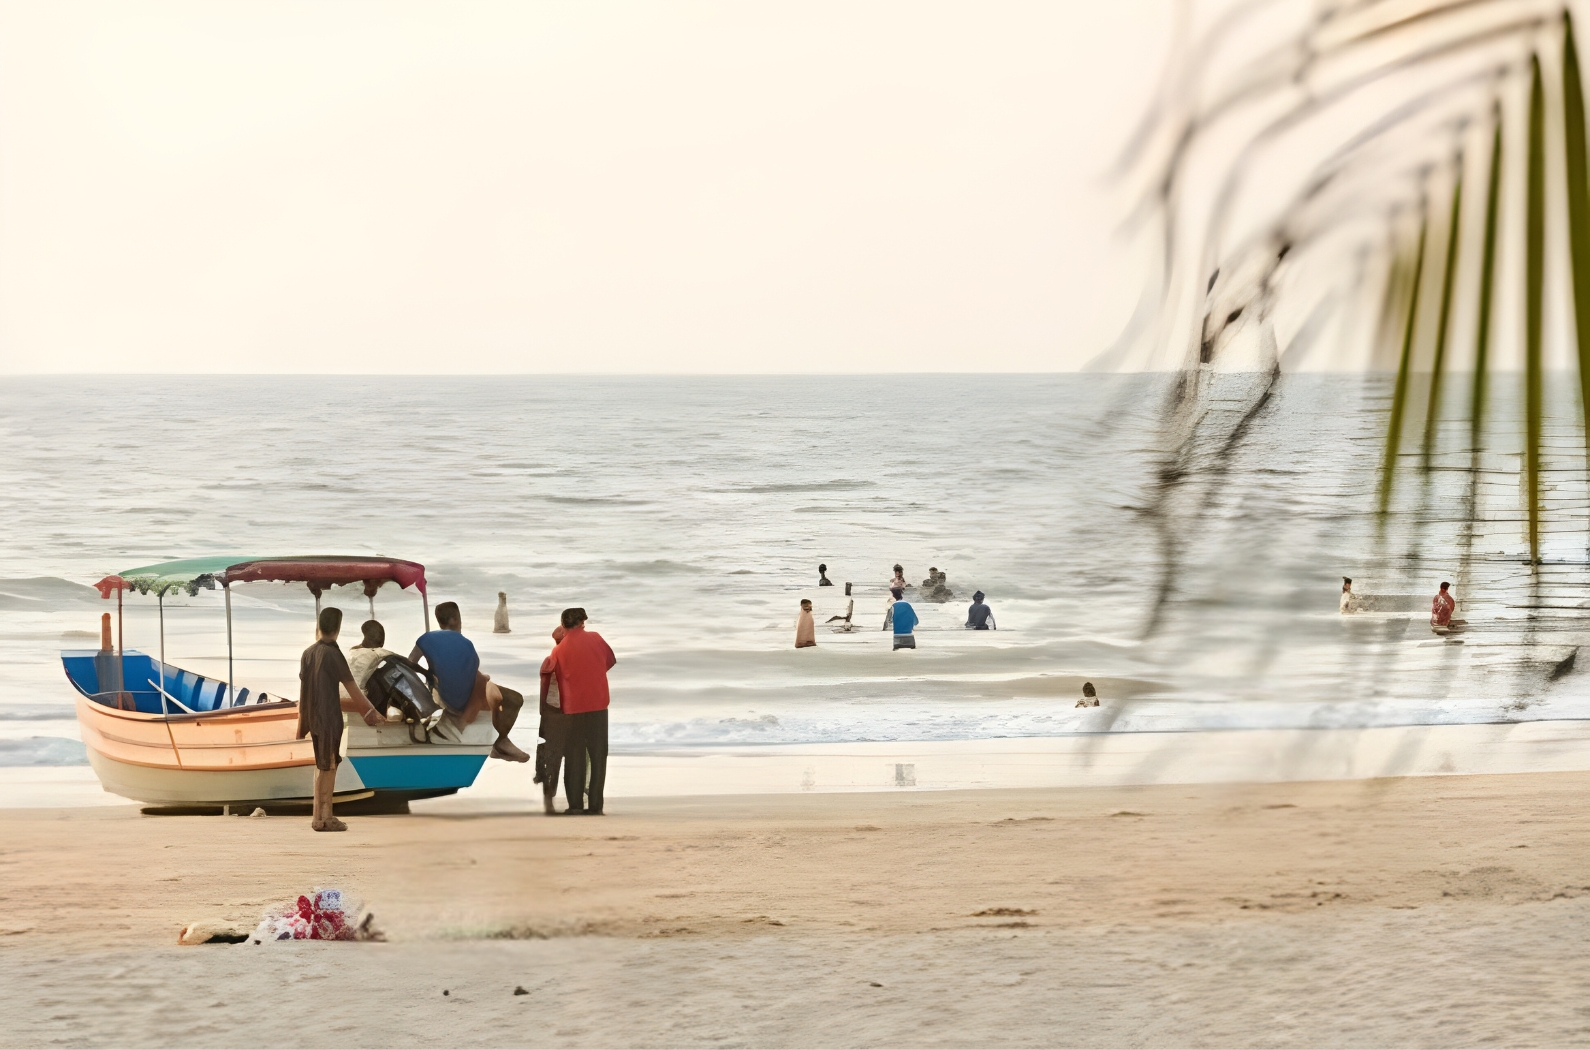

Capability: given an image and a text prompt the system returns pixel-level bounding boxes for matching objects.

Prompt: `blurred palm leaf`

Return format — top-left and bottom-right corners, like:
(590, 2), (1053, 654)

(1115, 1), (1590, 630)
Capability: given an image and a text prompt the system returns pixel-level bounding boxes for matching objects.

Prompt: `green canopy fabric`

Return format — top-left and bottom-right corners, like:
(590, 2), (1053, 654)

(116, 556), (256, 597)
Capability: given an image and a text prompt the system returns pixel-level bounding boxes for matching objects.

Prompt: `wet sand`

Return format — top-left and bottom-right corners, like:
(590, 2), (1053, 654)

(2, 772), (1587, 1047)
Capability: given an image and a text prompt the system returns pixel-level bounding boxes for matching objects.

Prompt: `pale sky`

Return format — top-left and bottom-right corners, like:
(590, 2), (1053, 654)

(0, 1), (1169, 374)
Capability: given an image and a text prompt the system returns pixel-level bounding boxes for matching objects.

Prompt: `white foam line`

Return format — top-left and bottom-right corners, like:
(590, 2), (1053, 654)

(7, 721), (1586, 809)
(464, 719), (1590, 801)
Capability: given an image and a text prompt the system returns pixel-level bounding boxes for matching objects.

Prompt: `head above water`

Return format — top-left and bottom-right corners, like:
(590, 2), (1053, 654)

(818, 564), (827, 573)
(1082, 681), (1096, 698)
(561, 607), (588, 629)
(435, 601), (461, 630)
(360, 620), (385, 648)
(317, 607), (343, 637)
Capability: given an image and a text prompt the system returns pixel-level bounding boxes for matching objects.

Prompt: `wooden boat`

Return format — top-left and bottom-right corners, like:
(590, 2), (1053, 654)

(64, 555), (493, 809)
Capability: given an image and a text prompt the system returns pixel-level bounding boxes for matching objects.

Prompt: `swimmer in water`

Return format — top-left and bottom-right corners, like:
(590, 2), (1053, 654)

(818, 564), (834, 586)
(889, 564), (908, 592)
(891, 592), (919, 650)
(826, 585), (855, 626)
(1431, 581), (1456, 631)
(965, 591), (995, 630)
(796, 599), (817, 648)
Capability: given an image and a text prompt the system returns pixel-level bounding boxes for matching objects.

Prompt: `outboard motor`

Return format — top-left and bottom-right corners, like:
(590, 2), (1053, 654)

(365, 655), (444, 743)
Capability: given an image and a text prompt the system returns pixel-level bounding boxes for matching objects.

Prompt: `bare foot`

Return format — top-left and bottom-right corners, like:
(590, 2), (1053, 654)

(313, 817), (348, 832)
(542, 794), (557, 815)
(491, 739), (531, 763)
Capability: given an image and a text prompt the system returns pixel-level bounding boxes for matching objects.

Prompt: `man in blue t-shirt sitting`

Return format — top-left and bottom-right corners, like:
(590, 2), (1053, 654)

(410, 601), (529, 763)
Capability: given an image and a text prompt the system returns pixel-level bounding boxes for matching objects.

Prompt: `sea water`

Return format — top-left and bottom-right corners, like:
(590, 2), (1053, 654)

(2, 373), (1587, 783)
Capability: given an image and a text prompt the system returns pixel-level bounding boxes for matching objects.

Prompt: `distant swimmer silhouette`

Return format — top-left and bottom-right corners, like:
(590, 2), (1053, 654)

(921, 568), (954, 603)
(827, 589), (855, 630)
(796, 599), (817, 648)
(1339, 577), (1355, 614)
(818, 564), (834, 586)
(1075, 682), (1099, 708)
(966, 591), (995, 630)
(494, 592), (511, 633)
(1431, 581), (1458, 632)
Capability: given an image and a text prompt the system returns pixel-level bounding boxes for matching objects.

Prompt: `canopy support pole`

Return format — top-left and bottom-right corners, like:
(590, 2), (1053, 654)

(158, 592), (165, 703)
(115, 588), (124, 693)
(422, 592), (430, 633)
(224, 584), (235, 708)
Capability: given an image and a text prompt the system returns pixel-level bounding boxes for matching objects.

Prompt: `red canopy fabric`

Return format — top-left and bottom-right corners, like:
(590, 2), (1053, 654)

(93, 575), (129, 599)
(222, 557), (428, 595)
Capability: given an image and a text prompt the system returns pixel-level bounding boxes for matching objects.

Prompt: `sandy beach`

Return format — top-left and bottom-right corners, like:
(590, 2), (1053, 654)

(2, 770), (1586, 1047)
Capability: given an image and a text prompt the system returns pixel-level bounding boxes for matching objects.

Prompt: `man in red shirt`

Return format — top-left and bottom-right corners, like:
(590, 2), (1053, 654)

(539, 607), (616, 814)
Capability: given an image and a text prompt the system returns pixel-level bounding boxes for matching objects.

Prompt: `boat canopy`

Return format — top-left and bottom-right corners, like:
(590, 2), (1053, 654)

(110, 556), (428, 598)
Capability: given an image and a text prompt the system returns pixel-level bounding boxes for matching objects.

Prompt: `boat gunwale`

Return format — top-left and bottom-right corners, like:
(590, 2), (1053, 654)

(76, 694), (298, 724)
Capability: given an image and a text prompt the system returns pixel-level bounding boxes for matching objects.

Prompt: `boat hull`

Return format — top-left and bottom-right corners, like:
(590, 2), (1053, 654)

(85, 746), (352, 805)
(75, 693), (493, 806)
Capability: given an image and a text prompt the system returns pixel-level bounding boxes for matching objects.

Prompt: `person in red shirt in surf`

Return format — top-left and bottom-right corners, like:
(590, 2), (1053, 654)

(539, 607), (617, 814)
(1431, 581), (1456, 631)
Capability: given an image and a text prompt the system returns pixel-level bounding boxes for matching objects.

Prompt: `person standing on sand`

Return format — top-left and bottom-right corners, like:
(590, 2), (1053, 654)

(796, 599), (817, 648)
(533, 624), (572, 815)
(891, 592), (919, 650)
(540, 607), (617, 815)
(1431, 581), (1456, 630)
(298, 607), (385, 833)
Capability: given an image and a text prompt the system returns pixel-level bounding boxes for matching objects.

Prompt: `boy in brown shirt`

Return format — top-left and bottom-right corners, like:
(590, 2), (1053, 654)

(298, 607), (384, 832)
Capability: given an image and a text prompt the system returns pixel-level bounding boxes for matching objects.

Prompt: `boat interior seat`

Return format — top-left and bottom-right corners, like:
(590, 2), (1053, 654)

(63, 650), (249, 715)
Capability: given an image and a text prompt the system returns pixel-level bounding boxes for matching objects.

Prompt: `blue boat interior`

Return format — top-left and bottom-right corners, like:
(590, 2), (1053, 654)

(61, 649), (266, 715)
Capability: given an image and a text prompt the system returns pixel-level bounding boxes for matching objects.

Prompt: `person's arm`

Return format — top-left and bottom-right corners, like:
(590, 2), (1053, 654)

(602, 638), (617, 671)
(539, 653), (555, 706)
(408, 644), (425, 665)
(340, 674), (385, 725)
(988, 611), (996, 630)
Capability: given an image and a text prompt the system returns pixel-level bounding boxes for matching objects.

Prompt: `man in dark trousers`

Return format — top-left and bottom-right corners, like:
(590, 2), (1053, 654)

(298, 607), (385, 832)
(539, 607), (616, 814)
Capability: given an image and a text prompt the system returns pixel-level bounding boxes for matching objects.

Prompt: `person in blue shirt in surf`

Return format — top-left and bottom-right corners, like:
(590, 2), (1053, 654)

(410, 600), (530, 763)
(890, 588), (919, 650)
